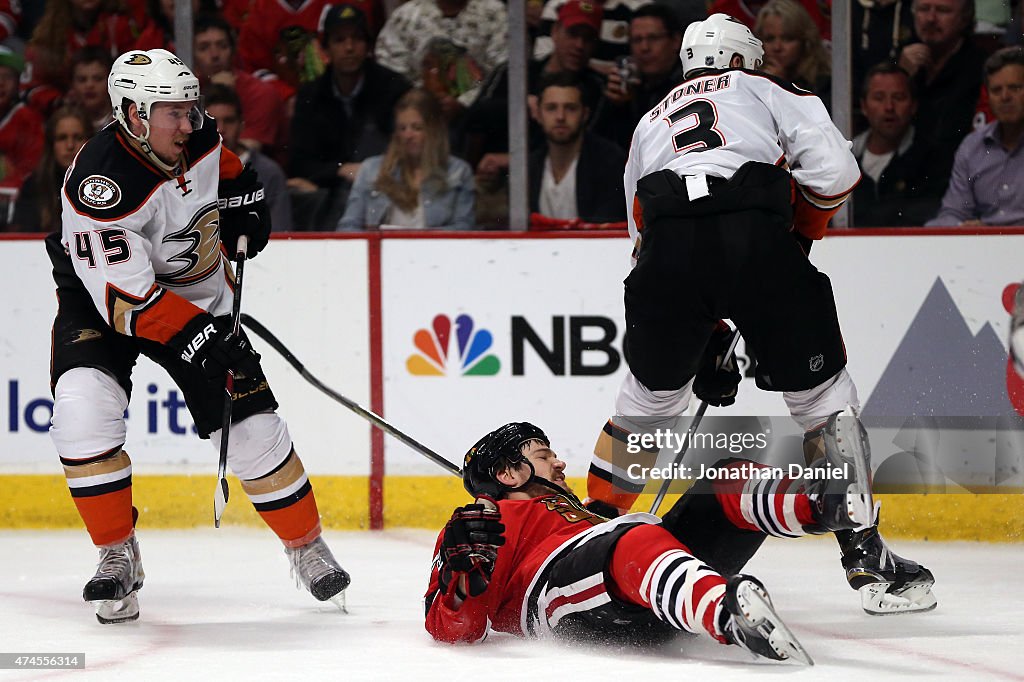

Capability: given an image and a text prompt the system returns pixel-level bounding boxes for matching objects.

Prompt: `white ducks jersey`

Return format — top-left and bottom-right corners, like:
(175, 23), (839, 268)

(58, 117), (243, 345)
(624, 68), (861, 244)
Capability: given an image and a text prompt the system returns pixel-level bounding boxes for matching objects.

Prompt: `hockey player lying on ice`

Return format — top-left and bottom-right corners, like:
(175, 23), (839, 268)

(425, 416), (910, 664)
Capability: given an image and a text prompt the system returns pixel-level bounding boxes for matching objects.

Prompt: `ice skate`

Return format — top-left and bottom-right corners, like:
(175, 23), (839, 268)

(286, 536), (351, 611)
(838, 524), (937, 615)
(805, 407), (875, 531)
(721, 575), (813, 665)
(83, 534), (144, 624)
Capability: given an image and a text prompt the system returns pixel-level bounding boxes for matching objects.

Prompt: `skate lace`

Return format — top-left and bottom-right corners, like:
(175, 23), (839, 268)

(877, 544), (892, 570)
(95, 544), (134, 585)
(288, 538), (340, 588)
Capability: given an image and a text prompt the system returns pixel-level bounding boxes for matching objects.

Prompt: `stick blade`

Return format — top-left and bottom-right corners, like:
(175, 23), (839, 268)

(214, 476), (230, 528)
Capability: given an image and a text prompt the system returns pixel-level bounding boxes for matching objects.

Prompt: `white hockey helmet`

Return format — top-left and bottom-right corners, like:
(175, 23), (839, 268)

(108, 49), (202, 165)
(680, 14), (764, 78)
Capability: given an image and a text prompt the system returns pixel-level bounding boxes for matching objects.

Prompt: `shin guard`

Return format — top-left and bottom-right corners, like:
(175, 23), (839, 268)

(63, 449), (135, 547)
(241, 449), (322, 548)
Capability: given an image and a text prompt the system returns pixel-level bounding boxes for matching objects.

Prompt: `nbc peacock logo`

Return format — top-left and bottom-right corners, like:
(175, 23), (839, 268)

(406, 314), (501, 376)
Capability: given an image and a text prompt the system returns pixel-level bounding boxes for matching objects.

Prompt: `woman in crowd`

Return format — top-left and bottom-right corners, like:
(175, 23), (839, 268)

(754, 0), (832, 109)
(10, 106), (93, 232)
(338, 89), (475, 231)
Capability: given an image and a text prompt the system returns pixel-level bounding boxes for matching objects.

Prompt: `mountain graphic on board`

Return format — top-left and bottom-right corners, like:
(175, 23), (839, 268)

(863, 277), (1015, 417)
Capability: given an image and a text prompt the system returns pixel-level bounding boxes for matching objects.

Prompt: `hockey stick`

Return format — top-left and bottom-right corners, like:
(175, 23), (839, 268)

(214, 235), (249, 528)
(649, 329), (742, 515)
(239, 313), (462, 477)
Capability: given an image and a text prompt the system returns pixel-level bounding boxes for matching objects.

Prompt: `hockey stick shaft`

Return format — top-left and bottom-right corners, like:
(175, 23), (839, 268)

(648, 329), (741, 515)
(239, 313), (462, 477)
(214, 235), (249, 527)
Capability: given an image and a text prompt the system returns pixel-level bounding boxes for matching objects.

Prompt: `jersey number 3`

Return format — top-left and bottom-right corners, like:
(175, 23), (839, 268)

(667, 100), (724, 154)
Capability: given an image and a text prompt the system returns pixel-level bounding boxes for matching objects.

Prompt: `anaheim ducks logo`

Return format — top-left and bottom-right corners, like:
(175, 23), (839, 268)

(70, 329), (102, 344)
(161, 203), (222, 286)
(125, 53), (152, 65)
(79, 175), (121, 209)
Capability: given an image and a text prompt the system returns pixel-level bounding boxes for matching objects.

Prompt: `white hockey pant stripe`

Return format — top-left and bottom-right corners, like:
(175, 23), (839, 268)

(208, 411), (292, 480)
(784, 368), (859, 431)
(614, 371), (693, 417)
(51, 367), (128, 459)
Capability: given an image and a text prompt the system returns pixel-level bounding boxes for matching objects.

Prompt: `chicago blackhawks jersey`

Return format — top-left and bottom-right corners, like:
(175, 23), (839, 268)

(624, 68), (860, 243)
(58, 117), (242, 346)
(424, 493), (658, 643)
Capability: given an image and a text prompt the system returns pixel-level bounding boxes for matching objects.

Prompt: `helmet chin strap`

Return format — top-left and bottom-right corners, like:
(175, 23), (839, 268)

(123, 115), (181, 175)
(499, 460), (582, 504)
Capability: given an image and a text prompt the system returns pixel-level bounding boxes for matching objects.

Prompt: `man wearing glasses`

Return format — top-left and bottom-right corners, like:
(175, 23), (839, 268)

(596, 3), (684, 149)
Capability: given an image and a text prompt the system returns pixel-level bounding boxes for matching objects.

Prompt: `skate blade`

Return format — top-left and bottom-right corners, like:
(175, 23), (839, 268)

(328, 590), (348, 613)
(860, 582), (938, 615)
(92, 591), (140, 624)
(738, 583), (814, 665)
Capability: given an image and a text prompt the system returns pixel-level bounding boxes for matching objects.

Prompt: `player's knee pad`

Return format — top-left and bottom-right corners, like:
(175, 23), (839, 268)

(783, 368), (859, 431)
(210, 411), (292, 480)
(51, 367), (128, 459)
(615, 371), (692, 417)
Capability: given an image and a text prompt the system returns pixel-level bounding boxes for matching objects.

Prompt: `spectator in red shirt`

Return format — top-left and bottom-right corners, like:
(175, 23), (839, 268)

(0, 47), (44, 192)
(219, 0), (253, 35)
(131, 0), (218, 52)
(0, 0), (21, 42)
(236, 0), (383, 93)
(25, 0), (141, 115)
(192, 13), (286, 153)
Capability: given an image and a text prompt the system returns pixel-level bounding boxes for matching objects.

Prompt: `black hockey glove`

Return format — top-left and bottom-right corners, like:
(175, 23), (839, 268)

(438, 503), (506, 599)
(174, 313), (262, 382)
(693, 323), (740, 407)
(218, 164), (270, 258)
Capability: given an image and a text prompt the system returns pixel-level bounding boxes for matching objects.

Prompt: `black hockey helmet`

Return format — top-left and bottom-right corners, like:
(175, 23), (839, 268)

(463, 422), (550, 498)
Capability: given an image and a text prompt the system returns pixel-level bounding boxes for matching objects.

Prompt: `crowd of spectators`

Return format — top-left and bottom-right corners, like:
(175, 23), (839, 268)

(0, 0), (1022, 232)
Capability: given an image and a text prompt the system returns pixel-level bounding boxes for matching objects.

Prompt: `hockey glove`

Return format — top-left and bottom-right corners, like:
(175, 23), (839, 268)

(174, 313), (262, 382)
(693, 323), (740, 407)
(438, 503), (506, 599)
(218, 165), (270, 258)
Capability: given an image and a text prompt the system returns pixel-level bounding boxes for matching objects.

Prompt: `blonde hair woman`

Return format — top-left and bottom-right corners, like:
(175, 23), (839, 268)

(338, 89), (475, 230)
(754, 0), (832, 107)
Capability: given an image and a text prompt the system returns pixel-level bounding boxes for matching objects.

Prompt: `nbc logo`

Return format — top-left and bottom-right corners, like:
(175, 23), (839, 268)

(406, 314), (501, 376)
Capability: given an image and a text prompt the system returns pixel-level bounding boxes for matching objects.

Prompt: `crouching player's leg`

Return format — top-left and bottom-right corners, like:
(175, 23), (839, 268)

(52, 367), (145, 624)
(161, 334), (350, 608)
(208, 414), (350, 607)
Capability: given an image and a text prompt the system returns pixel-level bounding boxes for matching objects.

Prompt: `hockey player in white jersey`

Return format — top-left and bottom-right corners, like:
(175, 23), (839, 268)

(584, 15), (936, 615)
(46, 49), (349, 623)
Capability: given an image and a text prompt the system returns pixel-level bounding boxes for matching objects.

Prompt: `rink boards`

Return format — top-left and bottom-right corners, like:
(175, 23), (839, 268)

(1, 230), (1022, 539)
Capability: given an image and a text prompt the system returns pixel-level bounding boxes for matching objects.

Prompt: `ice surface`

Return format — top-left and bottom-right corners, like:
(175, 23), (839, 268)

(1, 529), (1021, 681)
